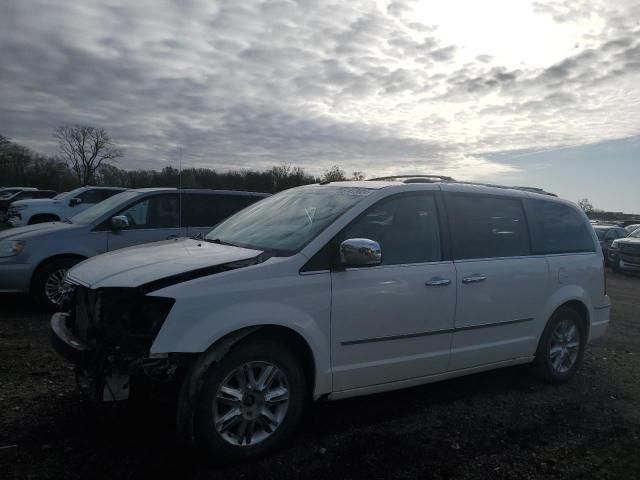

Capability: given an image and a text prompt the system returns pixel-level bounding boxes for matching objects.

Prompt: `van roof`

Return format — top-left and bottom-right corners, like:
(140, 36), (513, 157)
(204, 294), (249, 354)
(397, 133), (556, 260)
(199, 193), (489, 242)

(130, 187), (269, 196)
(315, 175), (557, 197)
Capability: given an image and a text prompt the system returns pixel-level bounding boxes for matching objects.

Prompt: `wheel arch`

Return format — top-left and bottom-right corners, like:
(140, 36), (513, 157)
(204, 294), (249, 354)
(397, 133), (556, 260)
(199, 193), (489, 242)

(561, 299), (590, 336)
(28, 213), (60, 224)
(536, 298), (591, 351)
(30, 253), (87, 292)
(175, 323), (317, 447)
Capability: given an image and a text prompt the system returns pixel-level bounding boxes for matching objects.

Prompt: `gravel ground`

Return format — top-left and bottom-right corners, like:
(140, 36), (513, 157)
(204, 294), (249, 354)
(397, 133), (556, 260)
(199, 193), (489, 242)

(1, 270), (639, 480)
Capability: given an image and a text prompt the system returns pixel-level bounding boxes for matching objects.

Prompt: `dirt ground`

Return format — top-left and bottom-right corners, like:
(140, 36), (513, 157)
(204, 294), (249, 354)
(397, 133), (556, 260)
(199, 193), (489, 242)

(1, 270), (639, 480)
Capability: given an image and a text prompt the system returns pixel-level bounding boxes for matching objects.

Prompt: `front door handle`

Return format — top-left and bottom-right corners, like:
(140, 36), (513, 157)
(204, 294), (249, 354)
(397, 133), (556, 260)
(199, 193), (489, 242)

(425, 278), (451, 286)
(166, 234), (179, 240)
(462, 275), (487, 283)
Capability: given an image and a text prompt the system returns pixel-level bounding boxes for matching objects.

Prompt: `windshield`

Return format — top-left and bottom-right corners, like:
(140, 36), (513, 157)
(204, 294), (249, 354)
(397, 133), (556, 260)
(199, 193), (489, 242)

(70, 191), (140, 225)
(595, 229), (608, 240)
(205, 186), (373, 254)
(630, 228), (640, 238)
(54, 187), (85, 200)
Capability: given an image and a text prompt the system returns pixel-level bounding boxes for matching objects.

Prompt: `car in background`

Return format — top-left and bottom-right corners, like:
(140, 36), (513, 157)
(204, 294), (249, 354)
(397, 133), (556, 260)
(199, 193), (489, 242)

(0, 189), (57, 222)
(592, 225), (628, 263)
(0, 187), (38, 197)
(609, 227), (640, 273)
(624, 224), (640, 234)
(0, 188), (268, 309)
(7, 186), (126, 227)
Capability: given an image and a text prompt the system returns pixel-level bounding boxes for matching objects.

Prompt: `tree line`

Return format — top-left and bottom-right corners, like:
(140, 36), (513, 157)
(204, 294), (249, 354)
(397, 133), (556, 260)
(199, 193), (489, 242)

(0, 126), (365, 194)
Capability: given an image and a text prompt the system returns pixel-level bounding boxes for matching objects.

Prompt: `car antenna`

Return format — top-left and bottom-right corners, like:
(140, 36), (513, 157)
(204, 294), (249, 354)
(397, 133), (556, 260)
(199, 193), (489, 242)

(178, 145), (183, 231)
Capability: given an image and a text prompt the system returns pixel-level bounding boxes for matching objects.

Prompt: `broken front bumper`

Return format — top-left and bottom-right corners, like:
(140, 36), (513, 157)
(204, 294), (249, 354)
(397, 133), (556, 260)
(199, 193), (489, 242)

(50, 312), (92, 364)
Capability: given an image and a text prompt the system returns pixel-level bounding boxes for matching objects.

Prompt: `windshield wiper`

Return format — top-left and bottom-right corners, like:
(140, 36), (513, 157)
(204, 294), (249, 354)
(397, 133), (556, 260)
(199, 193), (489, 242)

(204, 238), (239, 247)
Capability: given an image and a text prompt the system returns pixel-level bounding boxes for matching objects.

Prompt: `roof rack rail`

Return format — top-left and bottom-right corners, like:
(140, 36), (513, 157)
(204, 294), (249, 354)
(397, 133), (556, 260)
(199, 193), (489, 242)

(453, 182), (557, 197)
(366, 174), (556, 196)
(368, 175), (456, 182)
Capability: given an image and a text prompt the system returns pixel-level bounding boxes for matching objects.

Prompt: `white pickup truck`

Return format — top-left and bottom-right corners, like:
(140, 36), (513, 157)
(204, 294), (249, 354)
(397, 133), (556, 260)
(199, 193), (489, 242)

(7, 186), (126, 227)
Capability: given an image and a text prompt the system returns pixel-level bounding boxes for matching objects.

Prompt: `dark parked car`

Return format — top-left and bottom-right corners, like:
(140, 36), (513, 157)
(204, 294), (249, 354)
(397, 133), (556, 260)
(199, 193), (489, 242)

(0, 189), (57, 222)
(593, 225), (627, 264)
(609, 227), (640, 273)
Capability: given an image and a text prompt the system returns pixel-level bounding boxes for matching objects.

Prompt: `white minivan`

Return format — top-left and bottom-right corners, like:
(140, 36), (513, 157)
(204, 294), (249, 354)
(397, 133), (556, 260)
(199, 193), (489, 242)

(51, 177), (610, 460)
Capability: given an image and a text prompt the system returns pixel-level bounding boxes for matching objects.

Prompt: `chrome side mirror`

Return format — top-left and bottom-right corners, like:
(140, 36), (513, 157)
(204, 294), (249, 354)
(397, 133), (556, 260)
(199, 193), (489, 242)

(111, 215), (130, 229)
(339, 238), (382, 267)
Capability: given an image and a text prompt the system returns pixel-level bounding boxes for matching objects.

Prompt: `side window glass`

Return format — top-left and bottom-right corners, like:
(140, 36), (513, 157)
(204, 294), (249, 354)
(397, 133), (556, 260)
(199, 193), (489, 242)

(218, 195), (249, 219)
(243, 195), (262, 207)
(118, 194), (179, 229)
(182, 194), (252, 228)
(448, 194), (530, 259)
(524, 199), (594, 254)
(340, 194), (442, 266)
(99, 190), (119, 201)
(183, 194), (220, 227)
(78, 189), (102, 204)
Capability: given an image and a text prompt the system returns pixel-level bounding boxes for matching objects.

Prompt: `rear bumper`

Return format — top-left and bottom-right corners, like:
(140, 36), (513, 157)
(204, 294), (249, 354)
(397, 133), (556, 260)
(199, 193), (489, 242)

(589, 302), (611, 342)
(50, 312), (92, 364)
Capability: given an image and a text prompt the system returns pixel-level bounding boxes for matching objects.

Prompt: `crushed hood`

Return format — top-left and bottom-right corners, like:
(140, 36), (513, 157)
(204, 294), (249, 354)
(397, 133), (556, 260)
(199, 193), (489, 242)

(67, 238), (264, 290)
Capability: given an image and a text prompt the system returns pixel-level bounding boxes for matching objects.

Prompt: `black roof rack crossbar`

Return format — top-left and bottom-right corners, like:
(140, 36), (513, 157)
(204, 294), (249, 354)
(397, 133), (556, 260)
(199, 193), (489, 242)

(452, 181), (557, 197)
(368, 175), (456, 182)
(366, 174), (556, 196)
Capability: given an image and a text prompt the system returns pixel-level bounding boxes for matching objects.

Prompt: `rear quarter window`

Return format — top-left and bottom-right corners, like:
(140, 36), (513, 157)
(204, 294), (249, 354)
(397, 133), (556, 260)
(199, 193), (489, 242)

(524, 199), (595, 254)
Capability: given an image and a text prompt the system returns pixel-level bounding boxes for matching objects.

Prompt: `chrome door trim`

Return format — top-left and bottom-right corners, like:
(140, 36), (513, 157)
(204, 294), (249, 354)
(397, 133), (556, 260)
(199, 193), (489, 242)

(341, 317), (534, 346)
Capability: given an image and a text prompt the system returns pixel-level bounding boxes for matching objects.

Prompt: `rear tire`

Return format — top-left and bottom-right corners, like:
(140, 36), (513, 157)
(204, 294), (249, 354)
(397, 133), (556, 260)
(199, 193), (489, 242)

(194, 339), (306, 461)
(32, 257), (82, 311)
(533, 306), (586, 383)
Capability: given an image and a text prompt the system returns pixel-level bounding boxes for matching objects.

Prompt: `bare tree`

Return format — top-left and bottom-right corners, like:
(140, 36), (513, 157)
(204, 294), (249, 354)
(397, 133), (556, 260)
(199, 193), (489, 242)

(578, 198), (594, 214)
(0, 134), (10, 151)
(352, 171), (365, 181)
(322, 165), (347, 182)
(54, 124), (123, 185)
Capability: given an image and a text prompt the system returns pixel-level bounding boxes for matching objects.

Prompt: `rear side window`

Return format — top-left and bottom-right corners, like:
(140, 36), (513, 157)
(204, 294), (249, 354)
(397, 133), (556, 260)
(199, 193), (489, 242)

(99, 189), (122, 201)
(182, 194), (250, 227)
(447, 194), (530, 259)
(524, 199), (594, 254)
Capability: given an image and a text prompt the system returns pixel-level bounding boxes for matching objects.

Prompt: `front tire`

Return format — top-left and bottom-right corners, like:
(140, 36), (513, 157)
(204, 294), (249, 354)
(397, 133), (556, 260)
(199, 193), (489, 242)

(32, 257), (82, 311)
(194, 339), (306, 461)
(533, 306), (586, 383)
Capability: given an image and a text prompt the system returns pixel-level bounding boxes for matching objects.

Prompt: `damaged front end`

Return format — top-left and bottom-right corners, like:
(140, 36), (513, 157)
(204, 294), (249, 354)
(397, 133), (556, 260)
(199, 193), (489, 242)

(50, 282), (180, 402)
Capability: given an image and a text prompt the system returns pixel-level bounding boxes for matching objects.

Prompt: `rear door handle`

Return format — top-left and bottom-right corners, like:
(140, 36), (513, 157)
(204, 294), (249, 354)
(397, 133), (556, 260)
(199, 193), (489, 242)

(166, 235), (179, 240)
(425, 278), (451, 286)
(462, 275), (487, 283)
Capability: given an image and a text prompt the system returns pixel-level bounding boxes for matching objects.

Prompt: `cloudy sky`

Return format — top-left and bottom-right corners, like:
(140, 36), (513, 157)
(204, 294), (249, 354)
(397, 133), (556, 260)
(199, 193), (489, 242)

(1, 0), (639, 211)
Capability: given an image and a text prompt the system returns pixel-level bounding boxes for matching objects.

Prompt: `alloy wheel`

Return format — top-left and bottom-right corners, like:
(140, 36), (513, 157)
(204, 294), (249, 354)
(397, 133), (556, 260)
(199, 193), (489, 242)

(549, 318), (581, 374)
(44, 268), (68, 306)
(213, 361), (290, 446)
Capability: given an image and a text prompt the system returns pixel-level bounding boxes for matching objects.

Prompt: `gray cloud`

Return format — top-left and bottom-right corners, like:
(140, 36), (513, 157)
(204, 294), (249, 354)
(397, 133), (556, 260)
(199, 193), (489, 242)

(0, 0), (638, 181)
